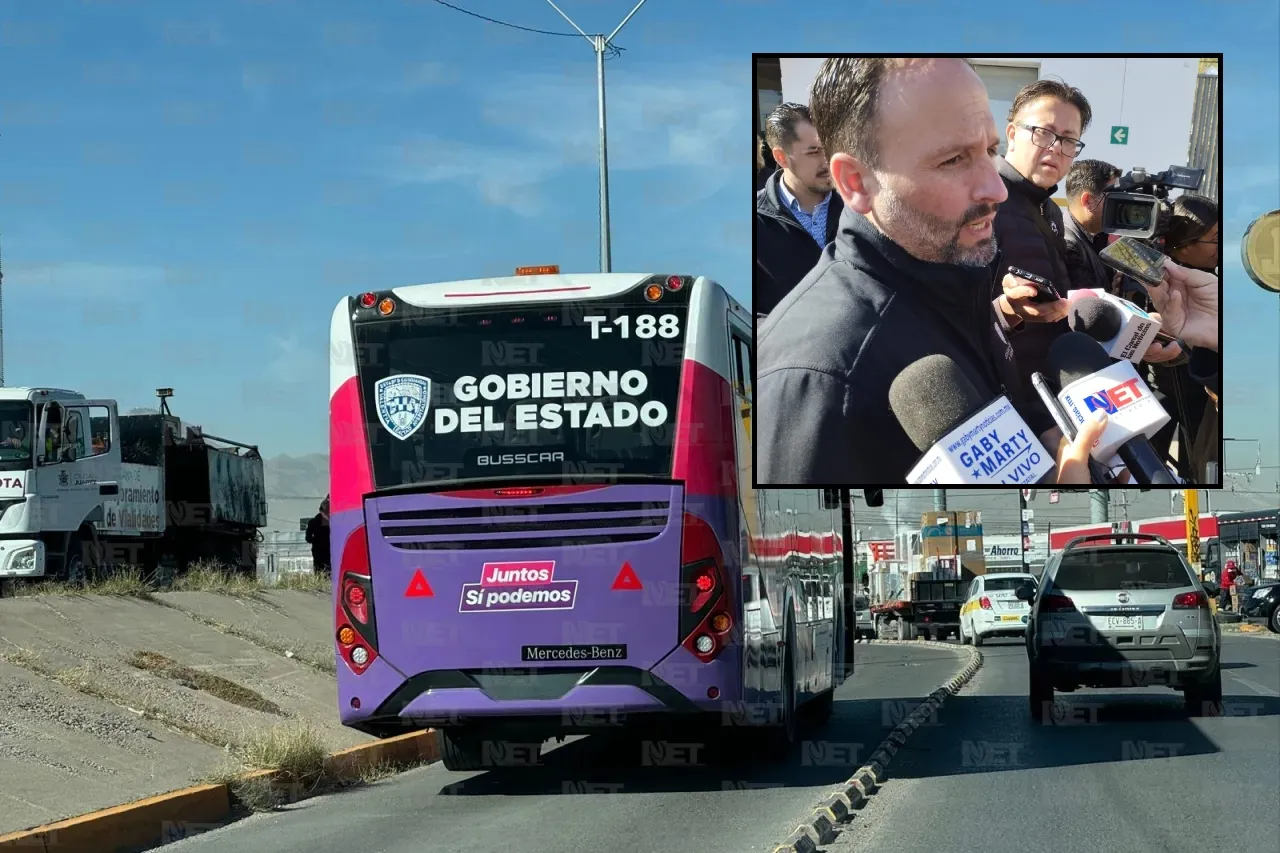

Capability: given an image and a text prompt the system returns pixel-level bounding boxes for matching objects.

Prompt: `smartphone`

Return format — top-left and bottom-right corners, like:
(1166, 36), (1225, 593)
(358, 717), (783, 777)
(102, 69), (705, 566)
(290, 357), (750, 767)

(1099, 236), (1167, 287)
(1007, 266), (1060, 303)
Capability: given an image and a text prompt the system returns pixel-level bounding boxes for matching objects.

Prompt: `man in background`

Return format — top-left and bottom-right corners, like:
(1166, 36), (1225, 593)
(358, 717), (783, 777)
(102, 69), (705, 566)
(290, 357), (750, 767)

(756, 133), (774, 191)
(1062, 158), (1120, 291)
(754, 102), (842, 316)
(1062, 157), (1191, 473)
(306, 497), (331, 577)
(988, 78), (1087, 401)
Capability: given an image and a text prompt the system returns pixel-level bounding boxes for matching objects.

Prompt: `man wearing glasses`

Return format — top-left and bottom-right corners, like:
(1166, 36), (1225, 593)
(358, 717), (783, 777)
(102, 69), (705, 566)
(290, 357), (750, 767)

(989, 78), (1092, 401)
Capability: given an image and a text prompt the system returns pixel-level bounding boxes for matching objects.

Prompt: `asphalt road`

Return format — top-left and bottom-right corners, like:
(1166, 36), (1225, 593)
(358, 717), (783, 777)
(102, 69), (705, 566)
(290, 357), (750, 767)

(831, 632), (1280, 853)
(154, 642), (966, 853)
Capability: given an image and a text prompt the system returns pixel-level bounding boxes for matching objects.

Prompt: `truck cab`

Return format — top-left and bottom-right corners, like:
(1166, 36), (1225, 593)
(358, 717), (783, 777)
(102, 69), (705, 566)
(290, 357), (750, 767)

(0, 387), (121, 579)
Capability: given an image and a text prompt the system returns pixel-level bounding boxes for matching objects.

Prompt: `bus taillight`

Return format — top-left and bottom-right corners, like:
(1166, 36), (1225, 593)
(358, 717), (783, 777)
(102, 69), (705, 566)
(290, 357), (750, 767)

(679, 513), (732, 664)
(336, 524), (379, 675)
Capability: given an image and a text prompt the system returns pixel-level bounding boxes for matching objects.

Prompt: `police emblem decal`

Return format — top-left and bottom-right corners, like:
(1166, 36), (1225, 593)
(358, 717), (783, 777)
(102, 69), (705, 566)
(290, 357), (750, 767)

(374, 374), (432, 440)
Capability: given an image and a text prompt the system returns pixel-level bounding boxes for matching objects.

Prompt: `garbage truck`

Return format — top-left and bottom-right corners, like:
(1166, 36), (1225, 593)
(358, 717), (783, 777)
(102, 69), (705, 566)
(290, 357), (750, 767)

(0, 386), (267, 582)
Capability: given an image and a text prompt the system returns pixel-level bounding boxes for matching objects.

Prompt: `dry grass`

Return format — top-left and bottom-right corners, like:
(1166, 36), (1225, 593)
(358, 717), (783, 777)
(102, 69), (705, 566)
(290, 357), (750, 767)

(202, 724), (332, 811)
(8, 567), (158, 599)
(126, 650), (285, 716)
(170, 562), (266, 596)
(274, 571), (332, 594)
(3, 562), (332, 599)
(354, 759), (404, 784)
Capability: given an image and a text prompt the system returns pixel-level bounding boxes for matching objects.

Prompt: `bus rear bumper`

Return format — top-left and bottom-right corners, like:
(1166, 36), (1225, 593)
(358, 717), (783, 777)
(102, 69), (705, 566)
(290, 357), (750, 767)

(344, 665), (735, 737)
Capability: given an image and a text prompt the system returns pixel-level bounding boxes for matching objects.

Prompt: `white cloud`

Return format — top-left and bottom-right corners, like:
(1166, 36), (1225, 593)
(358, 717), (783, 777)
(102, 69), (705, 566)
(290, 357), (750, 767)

(5, 261), (171, 298)
(384, 135), (558, 217)
(375, 62), (746, 216)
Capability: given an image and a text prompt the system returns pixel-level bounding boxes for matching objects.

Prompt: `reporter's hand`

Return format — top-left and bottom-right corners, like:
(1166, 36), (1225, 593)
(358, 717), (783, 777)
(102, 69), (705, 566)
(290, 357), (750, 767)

(1142, 258), (1219, 352)
(1054, 411), (1132, 485)
(1140, 329), (1184, 364)
(999, 273), (1070, 324)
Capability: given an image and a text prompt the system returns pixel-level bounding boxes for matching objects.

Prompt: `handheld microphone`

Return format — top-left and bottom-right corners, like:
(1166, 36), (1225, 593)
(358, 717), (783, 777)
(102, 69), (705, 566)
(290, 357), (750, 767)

(1067, 295), (1161, 364)
(889, 354), (1054, 485)
(1029, 371), (1116, 485)
(1048, 332), (1177, 485)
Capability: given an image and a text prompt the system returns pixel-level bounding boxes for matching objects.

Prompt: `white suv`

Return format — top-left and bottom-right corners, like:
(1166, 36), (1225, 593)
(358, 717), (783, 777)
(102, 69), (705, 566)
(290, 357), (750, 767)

(1018, 533), (1222, 723)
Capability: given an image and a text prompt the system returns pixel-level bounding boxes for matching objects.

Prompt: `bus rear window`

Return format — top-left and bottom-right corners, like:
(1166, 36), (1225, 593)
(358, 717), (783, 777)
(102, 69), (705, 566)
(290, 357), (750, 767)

(354, 283), (690, 487)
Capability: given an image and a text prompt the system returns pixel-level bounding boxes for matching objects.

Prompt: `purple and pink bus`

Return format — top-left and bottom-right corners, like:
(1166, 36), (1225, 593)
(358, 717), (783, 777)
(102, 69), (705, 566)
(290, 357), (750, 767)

(329, 270), (861, 769)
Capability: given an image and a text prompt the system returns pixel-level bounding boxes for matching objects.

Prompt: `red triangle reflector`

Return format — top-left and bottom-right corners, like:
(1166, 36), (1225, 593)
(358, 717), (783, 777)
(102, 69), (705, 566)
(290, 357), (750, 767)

(405, 569), (434, 598)
(612, 562), (642, 591)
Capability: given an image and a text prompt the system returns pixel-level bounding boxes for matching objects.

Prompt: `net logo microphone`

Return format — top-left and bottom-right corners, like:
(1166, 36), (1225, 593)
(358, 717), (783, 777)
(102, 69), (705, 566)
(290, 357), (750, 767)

(1050, 332), (1176, 485)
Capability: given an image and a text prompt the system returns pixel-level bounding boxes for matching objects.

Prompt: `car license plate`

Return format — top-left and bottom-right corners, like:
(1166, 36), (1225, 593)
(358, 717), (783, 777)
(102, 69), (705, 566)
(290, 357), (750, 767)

(1001, 615), (1021, 621)
(1107, 616), (1143, 630)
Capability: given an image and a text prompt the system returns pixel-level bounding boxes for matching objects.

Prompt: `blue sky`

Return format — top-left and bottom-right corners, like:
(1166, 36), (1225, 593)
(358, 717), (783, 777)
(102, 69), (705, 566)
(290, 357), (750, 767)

(1, 0), (1277, 493)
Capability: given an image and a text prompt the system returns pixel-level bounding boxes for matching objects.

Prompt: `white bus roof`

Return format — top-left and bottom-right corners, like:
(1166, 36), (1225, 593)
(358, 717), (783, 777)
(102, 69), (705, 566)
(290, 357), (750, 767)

(390, 273), (714, 308)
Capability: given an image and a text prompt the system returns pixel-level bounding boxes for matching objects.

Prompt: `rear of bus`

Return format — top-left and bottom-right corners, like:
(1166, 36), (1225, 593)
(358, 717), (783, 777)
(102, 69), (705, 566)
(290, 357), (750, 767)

(328, 271), (747, 766)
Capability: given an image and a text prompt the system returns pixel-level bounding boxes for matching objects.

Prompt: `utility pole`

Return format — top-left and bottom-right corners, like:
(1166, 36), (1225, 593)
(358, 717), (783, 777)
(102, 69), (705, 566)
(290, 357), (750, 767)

(543, 0), (649, 274)
(933, 489), (947, 511)
(1019, 489), (1032, 573)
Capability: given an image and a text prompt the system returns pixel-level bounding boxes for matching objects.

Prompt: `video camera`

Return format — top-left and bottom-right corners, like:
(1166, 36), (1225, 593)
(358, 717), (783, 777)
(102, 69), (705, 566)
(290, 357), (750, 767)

(1100, 165), (1205, 243)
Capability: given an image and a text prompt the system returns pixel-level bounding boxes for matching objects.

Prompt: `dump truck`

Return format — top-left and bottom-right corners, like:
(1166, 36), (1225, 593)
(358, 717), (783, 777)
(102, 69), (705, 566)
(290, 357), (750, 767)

(0, 387), (266, 582)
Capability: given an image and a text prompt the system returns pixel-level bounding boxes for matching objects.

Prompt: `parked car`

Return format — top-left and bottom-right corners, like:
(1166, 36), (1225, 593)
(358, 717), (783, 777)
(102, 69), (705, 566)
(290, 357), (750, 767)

(855, 596), (874, 640)
(1018, 533), (1222, 723)
(1241, 580), (1280, 633)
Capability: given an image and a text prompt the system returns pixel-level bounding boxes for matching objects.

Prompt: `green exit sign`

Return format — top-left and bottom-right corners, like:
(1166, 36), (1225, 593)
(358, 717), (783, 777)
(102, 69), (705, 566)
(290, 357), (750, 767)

(1111, 126), (1130, 145)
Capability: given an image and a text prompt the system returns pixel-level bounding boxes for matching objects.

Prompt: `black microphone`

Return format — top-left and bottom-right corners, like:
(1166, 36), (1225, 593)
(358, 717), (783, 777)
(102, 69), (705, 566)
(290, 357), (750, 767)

(889, 354), (1055, 485)
(1068, 296), (1124, 341)
(1069, 295), (1187, 366)
(1047, 332), (1178, 485)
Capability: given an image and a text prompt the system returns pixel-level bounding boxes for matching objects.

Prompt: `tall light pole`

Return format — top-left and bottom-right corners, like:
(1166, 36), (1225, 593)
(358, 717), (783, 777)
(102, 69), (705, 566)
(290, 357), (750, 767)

(543, 0), (649, 274)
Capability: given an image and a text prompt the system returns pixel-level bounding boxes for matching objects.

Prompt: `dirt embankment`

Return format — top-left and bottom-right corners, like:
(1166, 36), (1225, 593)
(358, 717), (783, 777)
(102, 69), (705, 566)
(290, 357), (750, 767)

(0, 584), (368, 836)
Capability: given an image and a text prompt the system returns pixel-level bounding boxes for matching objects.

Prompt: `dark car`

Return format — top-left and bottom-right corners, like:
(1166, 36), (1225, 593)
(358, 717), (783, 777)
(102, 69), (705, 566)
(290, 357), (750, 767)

(1239, 580), (1280, 632)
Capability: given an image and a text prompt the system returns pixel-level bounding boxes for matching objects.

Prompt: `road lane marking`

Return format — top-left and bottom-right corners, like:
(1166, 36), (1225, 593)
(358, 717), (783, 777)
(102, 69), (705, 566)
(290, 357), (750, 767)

(1225, 671), (1280, 697)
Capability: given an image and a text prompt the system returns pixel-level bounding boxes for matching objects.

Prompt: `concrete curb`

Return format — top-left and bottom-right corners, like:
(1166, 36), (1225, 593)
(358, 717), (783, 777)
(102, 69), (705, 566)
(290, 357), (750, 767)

(0, 729), (441, 853)
(770, 639), (982, 853)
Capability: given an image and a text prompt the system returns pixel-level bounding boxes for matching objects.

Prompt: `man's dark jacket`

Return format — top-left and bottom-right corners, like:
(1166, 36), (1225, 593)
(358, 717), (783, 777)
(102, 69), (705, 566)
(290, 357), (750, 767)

(756, 207), (1056, 485)
(755, 170), (842, 316)
(990, 156), (1071, 399)
(1062, 210), (1113, 292)
(305, 514), (331, 569)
